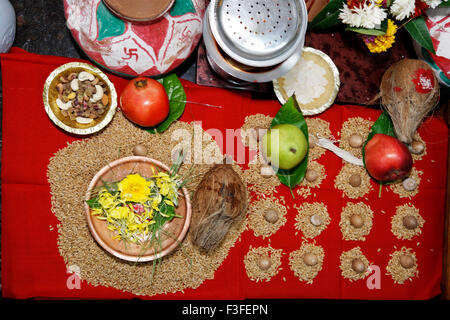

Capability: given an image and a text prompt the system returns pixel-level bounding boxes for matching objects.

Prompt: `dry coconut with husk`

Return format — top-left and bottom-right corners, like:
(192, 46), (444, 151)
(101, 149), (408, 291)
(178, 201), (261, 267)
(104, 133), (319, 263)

(379, 59), (439, 148)
(190, 163), (248, 252)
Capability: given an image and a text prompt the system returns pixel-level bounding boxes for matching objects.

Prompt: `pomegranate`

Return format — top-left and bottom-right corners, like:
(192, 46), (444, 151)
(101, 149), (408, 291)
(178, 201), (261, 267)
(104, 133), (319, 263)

(364, 133), (413, 182)
(120, 77), (169, 127)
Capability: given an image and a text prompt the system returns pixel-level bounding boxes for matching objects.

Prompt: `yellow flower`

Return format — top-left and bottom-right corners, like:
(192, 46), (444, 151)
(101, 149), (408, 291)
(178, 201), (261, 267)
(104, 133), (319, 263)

(109, 206), (131, 220)
(118, 174), (151, 203)
(365, 19), (398, 53)
(91, 208), (103, 216)
(98, 191), (116, 209)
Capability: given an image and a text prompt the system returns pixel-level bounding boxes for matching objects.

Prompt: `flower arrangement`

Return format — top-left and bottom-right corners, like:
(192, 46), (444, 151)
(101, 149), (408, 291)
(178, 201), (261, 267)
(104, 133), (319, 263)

(310, 0), (449, 53)
(86, 157), (186, 248)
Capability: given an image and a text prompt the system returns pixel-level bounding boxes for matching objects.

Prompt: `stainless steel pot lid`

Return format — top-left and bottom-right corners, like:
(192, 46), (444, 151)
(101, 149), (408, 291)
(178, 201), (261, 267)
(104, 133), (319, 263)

(208, 0), (307, 68)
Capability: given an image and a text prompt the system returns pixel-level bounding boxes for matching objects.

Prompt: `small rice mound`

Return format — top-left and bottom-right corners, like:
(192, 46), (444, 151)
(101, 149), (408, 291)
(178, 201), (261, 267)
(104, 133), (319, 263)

(391, 203), (425, 240)
(247, 197), (288, 238)
(294, 202), (331, 239)
(301, 160), (326, 188)
(338, 117), (374, 159)
(242, 156), (280, 197)
(240, 114), (273, 150)
(386, 247), (419, 284)
(389, 167), (423, 199)
(334, 163), (372, 199)
(339, 202), (374, 241)
(244, 245), (284, 282)
(305, 118), (333, 161)
(339, 247), (371, 281)
(289, 242), (324, 284)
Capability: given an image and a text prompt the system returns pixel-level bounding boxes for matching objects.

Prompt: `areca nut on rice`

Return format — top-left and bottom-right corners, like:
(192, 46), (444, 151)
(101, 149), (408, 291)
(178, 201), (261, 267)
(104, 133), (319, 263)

(294, 202), (330, 239)
(305, 118), (333, 161)
(386, 247), (419, 284)
(289, 242), (324, 284)
(334, 162), (372, 199)
(339, 202), (374, 241)
(47, 112), (248, 296)
(389, 167), (423, 198)
(242, 158), (280, 196)
(240, 114), (272, 150)
(391, 203), (424, 240)
(338, 117), (374, 159)
(410, 132), (427, 161)
(244, 245), (284, 282)
(247, 197), (288, 238)
(301, 160), (326, 188)
(339, 247), (371, 281)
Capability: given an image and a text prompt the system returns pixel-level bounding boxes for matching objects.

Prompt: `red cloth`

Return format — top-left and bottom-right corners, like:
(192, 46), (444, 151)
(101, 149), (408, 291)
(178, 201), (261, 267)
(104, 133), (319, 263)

(1, 48), (448, 300)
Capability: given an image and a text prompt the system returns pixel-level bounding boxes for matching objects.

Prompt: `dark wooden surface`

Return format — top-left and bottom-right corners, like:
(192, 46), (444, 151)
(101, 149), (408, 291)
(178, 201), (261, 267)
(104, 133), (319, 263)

(1, 0), (449, 300)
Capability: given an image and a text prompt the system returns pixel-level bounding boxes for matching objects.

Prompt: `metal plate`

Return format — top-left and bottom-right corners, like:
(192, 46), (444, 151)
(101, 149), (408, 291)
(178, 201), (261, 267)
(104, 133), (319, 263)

(43, 62), (117, 135)
(209, 0), (307, 67)
(273, 47), (340, 116)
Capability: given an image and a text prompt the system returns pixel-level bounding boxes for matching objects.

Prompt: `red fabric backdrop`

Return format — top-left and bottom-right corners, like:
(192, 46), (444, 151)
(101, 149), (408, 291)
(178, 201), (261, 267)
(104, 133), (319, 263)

(1, 48), (448, 299)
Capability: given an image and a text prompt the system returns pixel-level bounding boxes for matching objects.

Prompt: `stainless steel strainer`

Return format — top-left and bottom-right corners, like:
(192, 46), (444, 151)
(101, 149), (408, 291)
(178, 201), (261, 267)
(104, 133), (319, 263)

(208, 0), (307, 68)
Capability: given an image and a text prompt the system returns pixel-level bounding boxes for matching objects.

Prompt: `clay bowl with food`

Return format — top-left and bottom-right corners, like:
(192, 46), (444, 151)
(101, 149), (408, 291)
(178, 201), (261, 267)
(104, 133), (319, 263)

(43, 62), (117, 135)
(85, 156), (191, 262)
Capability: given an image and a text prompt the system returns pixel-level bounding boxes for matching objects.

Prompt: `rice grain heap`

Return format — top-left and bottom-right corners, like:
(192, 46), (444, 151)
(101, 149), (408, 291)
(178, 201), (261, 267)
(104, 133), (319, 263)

(294, 202), (331, 239)
(338, 117), (374, 159)
(339, 247), (371, 281)
(305, 118), (332, 160)
(289, 242), (324, 284)
(339, 202), (374, 241)
(47, 112), (248, 296)
(244, 245), (284, 282)
(301, 160), (326, 188)
(389, 167), (423, 198)
(386, 247), (419, 284)
(247, 197), (288, 238)
(240, 114), (273, 150)
(242, 157), (280, 196)
(334, 163), (372, 199)
(391, 203), (425, 240)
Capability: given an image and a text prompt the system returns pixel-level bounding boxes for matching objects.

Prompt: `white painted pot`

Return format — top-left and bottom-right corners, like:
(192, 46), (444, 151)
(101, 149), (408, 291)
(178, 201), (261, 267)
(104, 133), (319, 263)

(0, 0), (16, 53)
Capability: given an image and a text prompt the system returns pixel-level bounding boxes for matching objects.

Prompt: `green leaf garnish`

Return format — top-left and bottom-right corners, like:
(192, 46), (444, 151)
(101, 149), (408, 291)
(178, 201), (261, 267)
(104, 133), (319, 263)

(147, 73), (187, 134)
(404, 16), (436, 54)
(309, 0), (346, 31)
(346, 19), (388, 36)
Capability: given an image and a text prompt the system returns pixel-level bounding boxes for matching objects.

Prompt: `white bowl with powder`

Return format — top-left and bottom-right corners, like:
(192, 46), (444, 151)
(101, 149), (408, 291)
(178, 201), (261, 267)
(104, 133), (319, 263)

(273, 47), (340, 116)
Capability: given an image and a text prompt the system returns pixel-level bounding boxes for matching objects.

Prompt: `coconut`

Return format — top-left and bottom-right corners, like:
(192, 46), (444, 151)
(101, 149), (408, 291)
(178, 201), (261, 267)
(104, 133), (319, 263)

(190, 164), (248, 252)
(380, 59), (439, 145)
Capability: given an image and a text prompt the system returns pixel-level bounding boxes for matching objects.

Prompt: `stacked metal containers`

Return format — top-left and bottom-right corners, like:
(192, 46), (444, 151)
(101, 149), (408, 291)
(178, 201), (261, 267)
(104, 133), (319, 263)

(203, 0), (308, 83)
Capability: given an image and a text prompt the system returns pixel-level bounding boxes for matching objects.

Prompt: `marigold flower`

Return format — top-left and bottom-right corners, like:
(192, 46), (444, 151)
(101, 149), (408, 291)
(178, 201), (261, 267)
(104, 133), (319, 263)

(118, 173), (152, 203)
(364, 19), (398, 53)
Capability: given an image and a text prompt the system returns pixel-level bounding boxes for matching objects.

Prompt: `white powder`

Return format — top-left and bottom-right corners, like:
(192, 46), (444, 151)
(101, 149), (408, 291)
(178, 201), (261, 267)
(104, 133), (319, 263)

(282, 57), (328, 105)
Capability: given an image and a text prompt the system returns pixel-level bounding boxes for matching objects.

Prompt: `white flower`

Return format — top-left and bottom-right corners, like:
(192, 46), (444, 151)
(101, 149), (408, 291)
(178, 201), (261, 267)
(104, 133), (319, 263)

(339, 1), (388, 29)
(390, 0), (416, 21)
(422, 0), (441, 8)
